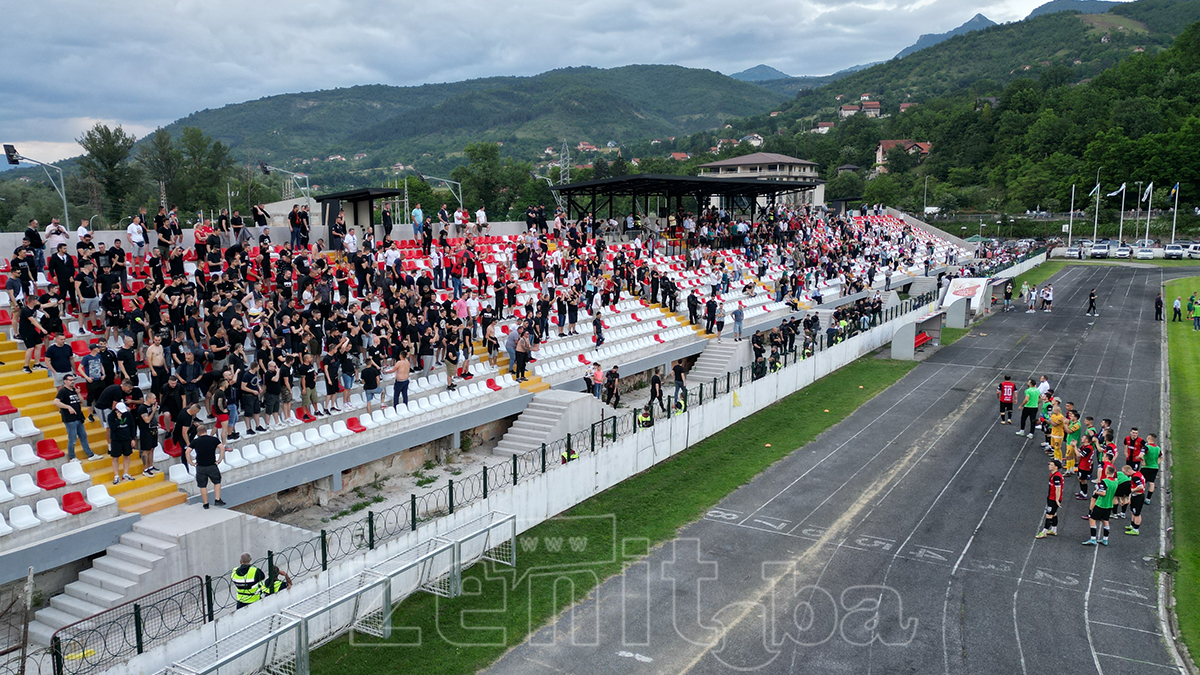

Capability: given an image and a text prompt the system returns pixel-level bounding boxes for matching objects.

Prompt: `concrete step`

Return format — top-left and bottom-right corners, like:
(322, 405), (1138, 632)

(27, 621), (56, 647)
(519, 411), (560, 426)
(78, 568), (139, 595)
(33, 606), (80, 631)
(106, 543), (165, 567)
(120, 531), (177, 556)
(510, 419), (554, 434)
(64, 581), (123, 608)
(50, 593), (107, 619)
(127, 491), (187, 515)
(92, 556), (151, 580)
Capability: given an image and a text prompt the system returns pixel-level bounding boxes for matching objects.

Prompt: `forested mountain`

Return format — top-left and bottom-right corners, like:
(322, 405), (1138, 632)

(730, 65), (792, 81)
(155, 65), (783, 175)
(895, 14), (997, 59)
(1027, 0), (1121, 19)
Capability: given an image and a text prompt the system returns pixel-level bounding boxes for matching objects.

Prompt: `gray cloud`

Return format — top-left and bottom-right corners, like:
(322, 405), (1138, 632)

(1, 0), (1110, 164)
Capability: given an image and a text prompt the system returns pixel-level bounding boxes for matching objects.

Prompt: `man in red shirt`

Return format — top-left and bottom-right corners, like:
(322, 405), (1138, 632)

(1124, 427), (1146, 470)
(1075, 434), (1095, 500)
(1037, 459), (1065, 538)
(997, 374), (1016, 425)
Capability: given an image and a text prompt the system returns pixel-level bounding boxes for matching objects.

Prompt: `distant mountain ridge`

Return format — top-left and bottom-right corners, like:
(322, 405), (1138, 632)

(1026, 0), (1122, 19)
(730, 64), (792, 81)
(895, 13), (998, 59)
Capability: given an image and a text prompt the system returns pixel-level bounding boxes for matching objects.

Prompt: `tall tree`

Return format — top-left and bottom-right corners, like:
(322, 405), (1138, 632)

(178, 127), (236, 214)
(138, 129), (184, 207)
(76, 123), (140, 220)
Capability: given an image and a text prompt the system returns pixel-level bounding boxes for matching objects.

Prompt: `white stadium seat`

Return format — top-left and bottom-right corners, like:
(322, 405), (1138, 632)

(85, 485), (116, 508)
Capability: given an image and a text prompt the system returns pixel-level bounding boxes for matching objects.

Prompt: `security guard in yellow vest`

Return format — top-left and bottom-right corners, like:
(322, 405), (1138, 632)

(560, 446), (578, 464)
(674, 398), (687, 416)
(231, 553), (266, 608)
(264, 568), (292, 596)
(637, 405), (653, 428)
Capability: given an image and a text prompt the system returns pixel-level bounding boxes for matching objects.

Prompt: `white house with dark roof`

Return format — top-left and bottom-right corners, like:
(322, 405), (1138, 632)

(697, 152), (825, 206)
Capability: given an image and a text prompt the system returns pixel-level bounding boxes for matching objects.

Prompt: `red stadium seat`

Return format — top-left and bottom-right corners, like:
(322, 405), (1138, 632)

(162, 438), (182, 458)
(0, 310), (10, 327)
(0, 396), (16, 416)
(295, 407), (316, 424)
(36, 467), (66, 490)
(36, 439), (64, 461)
(485, 378), (502, 392)
(62, 491), (92, 514)
(346, 417), (367, 433)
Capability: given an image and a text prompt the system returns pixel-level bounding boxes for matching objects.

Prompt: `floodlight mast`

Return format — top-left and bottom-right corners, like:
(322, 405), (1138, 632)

(414, 172), (464, 210)
(5, 144), (69, 229)
(529, 171), (565, 211)
(259, 161), (312, 210)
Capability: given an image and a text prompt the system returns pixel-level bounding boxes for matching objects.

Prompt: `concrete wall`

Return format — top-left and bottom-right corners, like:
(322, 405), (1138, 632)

(992, 252), (1047, 280)
(101, 297), (936, 675)
(888, 208), (972, 251)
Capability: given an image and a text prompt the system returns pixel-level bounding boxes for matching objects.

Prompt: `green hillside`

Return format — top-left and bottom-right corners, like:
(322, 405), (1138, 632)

(160, 65), (783, 172)
(762, 0), (1199, 121)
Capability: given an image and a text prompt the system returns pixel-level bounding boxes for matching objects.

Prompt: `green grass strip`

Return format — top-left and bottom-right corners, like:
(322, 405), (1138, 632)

(310, 357), (918, 675)
(1167, 278), (1200, 654)
(941, 327), (970, 346)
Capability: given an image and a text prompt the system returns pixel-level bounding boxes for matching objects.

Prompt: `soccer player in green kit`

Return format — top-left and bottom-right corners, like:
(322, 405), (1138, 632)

(1112, 457), (1133, 519)
(1084, 464), (1118, 546)
(1143, 433), (1162, 504)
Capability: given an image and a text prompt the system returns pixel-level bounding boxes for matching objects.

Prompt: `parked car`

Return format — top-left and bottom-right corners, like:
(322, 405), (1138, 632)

(1133, 239), (1157, 248)
(1065, 246), (1082, 259)
(1165, 244), (1185, 260)
(1135, 247), (1155, 260)
(1090, 243), (1110, 259)
(1114, 246), (1133, 259)
(1188, 244), (1200, 260)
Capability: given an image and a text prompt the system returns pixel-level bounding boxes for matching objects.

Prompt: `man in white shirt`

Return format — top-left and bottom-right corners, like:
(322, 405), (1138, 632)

(76, 219), (92, 241)
(343, 228), (358, 256)
(45, 219), (69, 252)
(475, 207), (488, 234)
(453, 207), (466, 235)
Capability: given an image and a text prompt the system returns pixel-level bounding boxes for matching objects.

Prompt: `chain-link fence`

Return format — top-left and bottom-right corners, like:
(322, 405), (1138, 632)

(39, 290), (941, 675)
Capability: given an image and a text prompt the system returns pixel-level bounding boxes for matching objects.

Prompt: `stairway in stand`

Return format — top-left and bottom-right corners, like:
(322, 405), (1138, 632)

(0, 334), (186, 515)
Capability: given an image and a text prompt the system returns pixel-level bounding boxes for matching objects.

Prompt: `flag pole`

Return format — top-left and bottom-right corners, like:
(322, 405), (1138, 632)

(1118, 188), (1125, 243)
(1067, 184), (1075, 248)
(1145, 187), (1153, 242)
(1092, 167), (1101, 242)
(1172, 185), (1180, 244)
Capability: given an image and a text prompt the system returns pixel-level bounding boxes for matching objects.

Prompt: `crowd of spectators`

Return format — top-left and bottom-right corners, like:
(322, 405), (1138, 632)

(1, 199), (965, 480)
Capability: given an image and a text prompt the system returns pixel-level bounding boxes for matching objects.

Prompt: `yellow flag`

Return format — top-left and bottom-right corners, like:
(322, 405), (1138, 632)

(733, 391), (742, 407)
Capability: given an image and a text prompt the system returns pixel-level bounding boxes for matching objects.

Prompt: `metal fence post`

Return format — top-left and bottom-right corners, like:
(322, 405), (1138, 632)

(51, 635), (63, 675)
(483, 466), (488, 499)
(267, 551), (275, 584)
(205, 575), (215, 622)
(320, 531), (328, 571)
(449, 479), (455, 514)
(610, 416), (617, 441)
(368, 512), (375, 549)
(591, 423), (596, 453)
(512, 453), (518, 485)
(541, 443), (547, 473)
(133, 604), (145, 654)
(726, 372), (730, 392)
(712, 377), (718, 396)
(411, 494), (417, 531)
(699, 384), (704, 405)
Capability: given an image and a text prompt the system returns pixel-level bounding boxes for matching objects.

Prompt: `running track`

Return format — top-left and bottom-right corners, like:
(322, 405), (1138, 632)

(482, 264), (1191, 675)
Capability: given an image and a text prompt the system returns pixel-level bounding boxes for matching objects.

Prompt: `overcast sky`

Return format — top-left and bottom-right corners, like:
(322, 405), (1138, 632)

(1, 0), (1114, 167)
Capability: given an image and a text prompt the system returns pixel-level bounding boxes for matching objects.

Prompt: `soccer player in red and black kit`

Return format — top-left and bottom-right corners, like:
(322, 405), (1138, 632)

(1124, 466), (1147, 536)
(997, 374), (1016, 425)
(1075, 432), (1096, 500)
(1036, 459), (1065, 539)
(1124, 427), (1146, 470)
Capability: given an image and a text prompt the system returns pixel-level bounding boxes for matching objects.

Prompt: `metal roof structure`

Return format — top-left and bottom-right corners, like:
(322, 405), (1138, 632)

(696, 152), (818, 169)
(552, 174), (821, 220)
(313, 187), (406, 231)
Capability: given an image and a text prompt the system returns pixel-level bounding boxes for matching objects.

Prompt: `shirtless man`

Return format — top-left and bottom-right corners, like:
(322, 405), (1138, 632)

(146, 334), (168, 398)
(389, 353), (412, 409)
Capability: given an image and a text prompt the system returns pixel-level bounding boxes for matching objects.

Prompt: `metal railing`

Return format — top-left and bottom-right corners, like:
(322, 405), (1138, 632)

(38, 290), (938, 675)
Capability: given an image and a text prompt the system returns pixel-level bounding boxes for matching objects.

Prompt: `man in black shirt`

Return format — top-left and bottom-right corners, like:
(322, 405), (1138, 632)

(18, 296), (47, 374)
(172, 401), (200, 462)
(137, 394), (161, 477)
(108, 401), (136, 484)
(54, 375), (95, 460)
(74, 259), (101, 334)
(185, 423), (226, 509)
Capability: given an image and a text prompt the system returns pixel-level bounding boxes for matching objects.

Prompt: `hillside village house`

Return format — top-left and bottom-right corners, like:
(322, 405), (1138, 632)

(839, 104), (860, 118)
(697, 152), (825, 207)
(875, 140), (931, 173)
(862, 101), (882, 118)
(812, 122), (835, 134)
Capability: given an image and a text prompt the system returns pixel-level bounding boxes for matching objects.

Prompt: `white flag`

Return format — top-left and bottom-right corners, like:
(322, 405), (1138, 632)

(1142, 182), (1154, 201)
(1107, 183), (1125, 197)
(1088, 183), (1100, 197)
